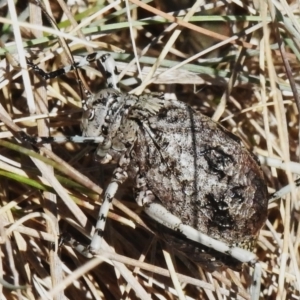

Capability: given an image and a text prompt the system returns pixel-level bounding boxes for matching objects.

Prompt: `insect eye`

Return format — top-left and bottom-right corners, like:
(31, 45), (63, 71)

(101, 125), (108, 135)
(88, 109), (95, 120)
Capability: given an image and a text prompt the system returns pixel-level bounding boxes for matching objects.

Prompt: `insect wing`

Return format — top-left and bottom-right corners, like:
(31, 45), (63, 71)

(134, 99), (268, 252)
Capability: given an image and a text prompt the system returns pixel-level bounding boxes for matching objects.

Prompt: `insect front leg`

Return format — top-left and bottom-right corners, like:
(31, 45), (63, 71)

(27, 52), (119, 89)
(97, 53), (119, 91)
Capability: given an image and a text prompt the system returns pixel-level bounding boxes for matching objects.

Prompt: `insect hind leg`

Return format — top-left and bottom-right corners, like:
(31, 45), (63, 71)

(250, 261), (262, 300)
(143, 200), (262, 299)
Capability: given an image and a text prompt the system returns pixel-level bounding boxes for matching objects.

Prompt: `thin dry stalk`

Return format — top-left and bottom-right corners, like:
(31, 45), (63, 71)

(0, 0), (299, 299)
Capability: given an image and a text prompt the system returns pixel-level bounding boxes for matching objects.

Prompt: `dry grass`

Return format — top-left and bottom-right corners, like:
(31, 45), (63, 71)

(0, 0), (299, 299)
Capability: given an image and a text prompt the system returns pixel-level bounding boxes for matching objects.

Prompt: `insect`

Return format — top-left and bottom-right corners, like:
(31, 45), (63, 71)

(26, 52), (268, 299)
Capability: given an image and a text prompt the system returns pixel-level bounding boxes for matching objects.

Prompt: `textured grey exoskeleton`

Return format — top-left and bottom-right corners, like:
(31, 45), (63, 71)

(28, 53), (268, 298)
(83, 84), (268, 269)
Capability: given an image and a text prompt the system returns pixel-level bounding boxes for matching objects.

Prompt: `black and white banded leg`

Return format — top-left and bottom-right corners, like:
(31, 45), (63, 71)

(133, 173), (262, 300)
(27, 51), (119, 94)
(89, 161), (129, 254)
(146, 203), (262, 300)
(27, 52), (118, 85)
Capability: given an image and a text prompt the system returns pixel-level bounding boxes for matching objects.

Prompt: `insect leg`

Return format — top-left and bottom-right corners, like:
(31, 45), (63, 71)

(26, 58), (77, 80)
(143, 201), (261, 299)
(58, 164), (129, 257)
(250, 261), (262, 300)
(27, 52), (119, 90)
(88, 153), (131, 253)
(143, 201), (257, 264)
(19, 131), (104, 145)
(135, 174), (254, 262)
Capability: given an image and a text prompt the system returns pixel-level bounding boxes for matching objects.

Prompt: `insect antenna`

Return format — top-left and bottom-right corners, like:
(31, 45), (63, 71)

(32, 0), (92, 103)
(25, 1), (117, 145)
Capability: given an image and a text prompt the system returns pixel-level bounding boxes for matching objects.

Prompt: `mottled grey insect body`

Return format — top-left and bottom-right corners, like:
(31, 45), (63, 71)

(83, 85), (268, 270)
(27, 53), (268, 289)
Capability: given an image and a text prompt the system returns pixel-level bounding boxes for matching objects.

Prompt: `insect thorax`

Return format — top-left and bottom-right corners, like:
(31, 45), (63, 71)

(81, 89), (165, 163)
